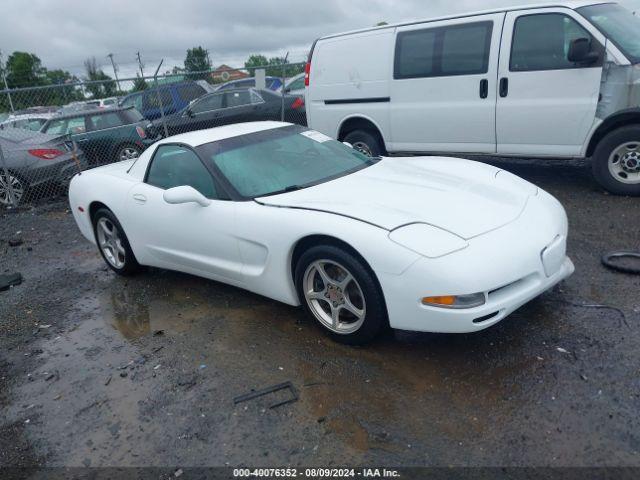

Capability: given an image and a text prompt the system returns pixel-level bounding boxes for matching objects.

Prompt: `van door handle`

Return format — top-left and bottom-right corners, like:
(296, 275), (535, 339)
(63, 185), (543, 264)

(499, 77), (509, 98)
(479, 79), (488, 99)
(132, 194), (147, 204)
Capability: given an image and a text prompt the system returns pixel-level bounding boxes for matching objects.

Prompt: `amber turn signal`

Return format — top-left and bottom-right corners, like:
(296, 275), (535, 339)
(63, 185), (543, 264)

(422, 295), (457, 306)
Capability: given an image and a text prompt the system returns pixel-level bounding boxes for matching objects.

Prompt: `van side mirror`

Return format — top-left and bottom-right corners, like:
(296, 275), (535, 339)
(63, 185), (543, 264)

(163, 186), (211, 207)
(568, 38), (599, 65)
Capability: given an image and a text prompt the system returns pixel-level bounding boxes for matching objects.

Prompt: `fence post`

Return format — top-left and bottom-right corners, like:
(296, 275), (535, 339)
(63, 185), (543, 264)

(281, 52), (289, 123)
(153, 60), (169, 138)
(2, 73), (14, 113)
(0, 142), (17, 206)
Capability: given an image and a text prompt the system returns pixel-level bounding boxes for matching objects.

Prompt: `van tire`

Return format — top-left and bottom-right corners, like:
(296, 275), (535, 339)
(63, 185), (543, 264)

(592, 125), (640, 196)
(343, 130), (385, 157)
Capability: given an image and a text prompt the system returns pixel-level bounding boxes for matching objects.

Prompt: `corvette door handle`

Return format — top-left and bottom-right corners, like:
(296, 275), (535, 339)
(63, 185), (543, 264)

(132, 194), (147, 204)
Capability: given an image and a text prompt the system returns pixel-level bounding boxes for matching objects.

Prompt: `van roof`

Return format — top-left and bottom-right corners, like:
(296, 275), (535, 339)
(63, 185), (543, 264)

(316, 1), (612, 41)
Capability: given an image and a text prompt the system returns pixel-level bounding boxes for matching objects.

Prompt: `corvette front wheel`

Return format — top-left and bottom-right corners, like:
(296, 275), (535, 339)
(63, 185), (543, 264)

(295, 245), (387, 345)
(92, 208), (141, 276)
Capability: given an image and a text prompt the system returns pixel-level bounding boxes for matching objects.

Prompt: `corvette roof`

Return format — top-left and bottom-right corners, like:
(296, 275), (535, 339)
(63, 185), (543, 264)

(155, 121), (293, 147)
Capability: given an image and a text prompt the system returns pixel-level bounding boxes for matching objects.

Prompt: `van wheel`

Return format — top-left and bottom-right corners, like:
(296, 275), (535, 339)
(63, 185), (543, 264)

(343, 130), (385, 157)
(592, 125), (640, 196)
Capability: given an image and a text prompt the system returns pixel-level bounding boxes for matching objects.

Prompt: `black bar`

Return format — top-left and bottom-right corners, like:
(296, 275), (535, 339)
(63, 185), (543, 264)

(324, 97), (390, 105)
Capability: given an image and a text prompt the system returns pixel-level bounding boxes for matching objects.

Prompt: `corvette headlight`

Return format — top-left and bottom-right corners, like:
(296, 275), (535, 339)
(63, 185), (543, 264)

(388, 223), (468, 258)
(421, 293), (486, 309)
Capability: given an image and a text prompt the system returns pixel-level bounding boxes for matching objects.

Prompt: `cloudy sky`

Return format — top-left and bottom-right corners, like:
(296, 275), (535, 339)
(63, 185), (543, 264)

(2, 0), (639, 79)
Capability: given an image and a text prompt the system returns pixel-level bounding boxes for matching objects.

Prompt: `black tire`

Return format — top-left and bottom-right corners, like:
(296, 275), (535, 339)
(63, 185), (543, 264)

(294, 244), (388, 345)
(343, 129), (386, 157)
(92, 208), (141, 276)
(114, 143), (142, 164)
(592, 125), (640, 196)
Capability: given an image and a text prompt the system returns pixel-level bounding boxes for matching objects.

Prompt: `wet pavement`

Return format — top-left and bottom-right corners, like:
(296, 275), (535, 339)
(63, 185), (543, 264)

(1, 158), (639, 469)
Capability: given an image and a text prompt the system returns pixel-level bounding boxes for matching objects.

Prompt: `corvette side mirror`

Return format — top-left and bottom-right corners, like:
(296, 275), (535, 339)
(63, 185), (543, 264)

(163, 186), (211, 207)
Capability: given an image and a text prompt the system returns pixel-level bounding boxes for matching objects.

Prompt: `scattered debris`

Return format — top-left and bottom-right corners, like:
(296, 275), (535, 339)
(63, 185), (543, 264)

(580, 374), (589, 381)
(0, 272), (22, 292)
(152, 346), (164, 353)
(174, 469), (184, 478)
(234, 381), (299, 409)
(154, 364), (161, 370)
(104, 375), (112, 386)
(199, 364), (207, 370)
(556, 347), (570, 354)
(601, 251), (640, 275)
(119, 371), (128, 378)
(38, 324), (52, 329)
(153, 330), (165, 337)
(8, 237), (23, 247)
(45, 373), (56, 381)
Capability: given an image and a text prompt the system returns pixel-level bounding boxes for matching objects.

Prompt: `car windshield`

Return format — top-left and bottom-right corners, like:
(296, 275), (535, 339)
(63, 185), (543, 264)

(578, 3), (640, 63)
(197, 125), (379, 198)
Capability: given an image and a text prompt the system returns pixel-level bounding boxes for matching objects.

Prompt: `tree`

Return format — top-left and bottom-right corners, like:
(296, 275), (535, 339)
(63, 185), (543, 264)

(132, 74), (148, 92)
(376, 21), (388, 26)
(84, 57), (116, 98)
(184, 47), (211, 80)
(45, 69), (82, 104)
(5, 51), (46, 88)
(244, 54), (268, 76)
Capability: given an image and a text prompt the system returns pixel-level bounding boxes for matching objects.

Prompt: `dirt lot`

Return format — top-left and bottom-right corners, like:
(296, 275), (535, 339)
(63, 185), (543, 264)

(1, 157), (639, 472)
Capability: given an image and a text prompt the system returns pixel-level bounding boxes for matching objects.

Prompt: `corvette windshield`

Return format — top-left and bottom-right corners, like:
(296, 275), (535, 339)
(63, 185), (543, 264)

(198, 125), (379, 198)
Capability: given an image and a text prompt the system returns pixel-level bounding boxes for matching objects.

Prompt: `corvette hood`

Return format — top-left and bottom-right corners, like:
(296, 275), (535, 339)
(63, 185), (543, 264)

(257, 157), (538, 239)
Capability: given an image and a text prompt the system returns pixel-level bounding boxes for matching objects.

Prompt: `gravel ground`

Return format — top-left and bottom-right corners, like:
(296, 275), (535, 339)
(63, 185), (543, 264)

(0, 157), (639, 472)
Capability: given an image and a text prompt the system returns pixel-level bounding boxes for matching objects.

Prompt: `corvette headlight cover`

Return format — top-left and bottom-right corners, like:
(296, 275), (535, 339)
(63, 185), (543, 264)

(388, 223), (468, 258)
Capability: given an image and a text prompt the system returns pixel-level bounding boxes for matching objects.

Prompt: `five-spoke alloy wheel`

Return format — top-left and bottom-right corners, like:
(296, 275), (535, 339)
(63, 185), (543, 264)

(295, 244), (387, 344)
(92, 208), (141, 275)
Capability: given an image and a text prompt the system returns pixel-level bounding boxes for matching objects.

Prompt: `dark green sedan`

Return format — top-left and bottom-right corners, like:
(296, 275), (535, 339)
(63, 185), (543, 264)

(40, 107), (159, 165)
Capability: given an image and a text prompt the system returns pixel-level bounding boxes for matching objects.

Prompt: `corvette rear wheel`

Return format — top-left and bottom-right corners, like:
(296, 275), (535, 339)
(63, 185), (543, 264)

(92, 208), (141, 275)
(295, 245), (387, 345)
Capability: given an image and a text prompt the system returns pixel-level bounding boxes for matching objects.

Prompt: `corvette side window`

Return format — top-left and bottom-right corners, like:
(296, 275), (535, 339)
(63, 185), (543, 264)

(146, 145), (217, 199)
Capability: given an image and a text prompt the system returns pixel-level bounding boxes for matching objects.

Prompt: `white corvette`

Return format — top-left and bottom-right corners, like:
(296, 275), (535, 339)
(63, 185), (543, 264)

(69, 121), (574, 344)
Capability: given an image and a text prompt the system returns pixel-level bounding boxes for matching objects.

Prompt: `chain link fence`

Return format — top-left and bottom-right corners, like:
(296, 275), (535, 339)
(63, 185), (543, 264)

(0, 62), (306, 208)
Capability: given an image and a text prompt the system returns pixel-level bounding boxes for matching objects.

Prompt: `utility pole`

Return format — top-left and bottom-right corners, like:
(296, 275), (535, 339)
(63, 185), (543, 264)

(0, 50), (14, 113)
(106, 53), (121, 91)
(136, 51), (145, 77)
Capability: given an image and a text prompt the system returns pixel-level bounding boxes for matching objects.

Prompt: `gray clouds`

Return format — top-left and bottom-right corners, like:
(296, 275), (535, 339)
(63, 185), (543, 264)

(2, 0), (640, 78)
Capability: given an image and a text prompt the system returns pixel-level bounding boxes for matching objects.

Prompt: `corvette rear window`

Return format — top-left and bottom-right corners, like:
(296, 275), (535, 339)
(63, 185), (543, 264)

(197, 125), (378, 199)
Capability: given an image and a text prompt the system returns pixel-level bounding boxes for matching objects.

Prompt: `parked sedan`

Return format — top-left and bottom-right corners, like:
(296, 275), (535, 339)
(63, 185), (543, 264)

(0, 113), (56, 132)
(0, 128), (87, 206)
(40, 107), (159, 165)
(68, 121), (574, 344)
(156, 88), (306, 136)
(214, 76), (283, 92)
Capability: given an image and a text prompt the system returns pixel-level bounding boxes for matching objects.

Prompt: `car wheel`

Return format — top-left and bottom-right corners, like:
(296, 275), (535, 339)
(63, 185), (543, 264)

(343, 129), (385, 157)
(592, 125), (640, 196)
(295, 245), (388, 345)
(115, 144), (142, 163)
(92, 208), (141, 275)
(0, 171), (26, 206)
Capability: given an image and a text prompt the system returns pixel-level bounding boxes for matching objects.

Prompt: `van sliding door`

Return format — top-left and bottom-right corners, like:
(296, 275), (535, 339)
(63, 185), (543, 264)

(389, 13), (504, 153)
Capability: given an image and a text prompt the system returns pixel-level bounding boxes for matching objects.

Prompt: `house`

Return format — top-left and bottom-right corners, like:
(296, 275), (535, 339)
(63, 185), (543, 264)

(210, 65), (249, 83)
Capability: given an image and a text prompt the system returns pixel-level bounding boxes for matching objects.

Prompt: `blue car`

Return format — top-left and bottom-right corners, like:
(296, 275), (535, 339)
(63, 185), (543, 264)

(214, 76), (283, 92)
(119, 81), (207, 121)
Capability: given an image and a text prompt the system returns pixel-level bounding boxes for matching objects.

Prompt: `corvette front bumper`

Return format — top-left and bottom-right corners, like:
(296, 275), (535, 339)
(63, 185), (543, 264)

(378, 189), (575, 334)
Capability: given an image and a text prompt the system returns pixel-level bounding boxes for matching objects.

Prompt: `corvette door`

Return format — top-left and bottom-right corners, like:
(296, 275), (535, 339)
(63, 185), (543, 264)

(125, 144), (244, 283)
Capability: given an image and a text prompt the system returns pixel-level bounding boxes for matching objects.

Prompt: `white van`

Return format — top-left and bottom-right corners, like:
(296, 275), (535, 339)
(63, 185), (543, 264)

(305, 1), (640, 196)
